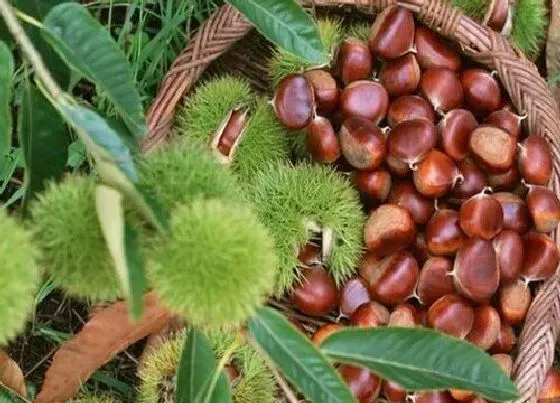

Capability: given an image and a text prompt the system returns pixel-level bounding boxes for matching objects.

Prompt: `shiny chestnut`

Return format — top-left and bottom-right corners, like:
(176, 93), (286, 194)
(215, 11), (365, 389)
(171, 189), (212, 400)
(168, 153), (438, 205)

(273, 74), (314, 129)
(465, 305), (501, 350)
(487, 165), (521, 191)
(369, 6), (415, 60)
(350, 301), (390, 327)
(489, 323), (516, 354)
(290, 266), (339, 317)
(388, 181), (435, 225)
(379, 53), (421, 97)
(304, 69), (339, 113)
(336, 38), (373, 85)
(485, 109), (523, 138)
(469, 125), (516, 173)
(388, 119), (437, 167)
(387, 95), (436, 128)
(493, 230), (524, 284)
(498, 280), (531, 325)
(526, 186), (560, 233)
(459, 193), (503, 239)
(312, 323), (343, 345)
(439, 109), (477, 161)
(364, 203), (416, 256)
(413, 150), (461, 198)
(338, 364), (381, 403)
(427, 294), (474, 338)
(493, 192), (531, 233)
(367, 251), (419, 305)
(340, 277), (371, 317)
(451, 159), (488, 202)
(518, 135), (553, 185)
(521, 232), (560, 280)
(340, 117), (387, 170)
(414, 25), (461, 71)
(388, 303), (420, 327)
(420, 68), (464, 112)
(306, 116), (341, 164)
(417, 256), (455, 306)
(425, 209), (465, 256)
(339, 80), (389, 124)
(354, 169), (392, 204)
(460, 68), (501, 113)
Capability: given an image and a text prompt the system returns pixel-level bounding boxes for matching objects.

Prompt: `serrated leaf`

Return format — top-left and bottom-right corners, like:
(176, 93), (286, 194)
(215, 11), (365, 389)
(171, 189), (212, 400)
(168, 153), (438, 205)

(226, 0), (326, 64)
(43, 3), (146, 138)
(175, 327), (232, 403)
(320, 327), (519, 402)
(95, 184), (146, 320)
(19, 82), (69, 213)
(247, 307), (354, 403)
(0, 41), (13, 157)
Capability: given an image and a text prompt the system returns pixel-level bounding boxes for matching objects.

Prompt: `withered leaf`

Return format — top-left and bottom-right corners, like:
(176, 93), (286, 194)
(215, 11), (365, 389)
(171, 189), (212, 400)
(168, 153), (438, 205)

(0, 350), (26, 398)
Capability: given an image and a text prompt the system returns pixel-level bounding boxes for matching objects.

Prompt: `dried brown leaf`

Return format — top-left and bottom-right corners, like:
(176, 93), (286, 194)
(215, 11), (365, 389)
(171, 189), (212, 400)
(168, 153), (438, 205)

(35, 292), (171, 403)
(546, 0), (560, 76)
(0, 350), (26, 397)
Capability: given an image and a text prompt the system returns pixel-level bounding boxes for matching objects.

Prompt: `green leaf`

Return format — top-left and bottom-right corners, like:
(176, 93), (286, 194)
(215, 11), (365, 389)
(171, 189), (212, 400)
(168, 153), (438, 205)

(226, 0), (326, 64)
(247, 307), (354, 403)
(176, 327), (232, 403)
(19, 82), (69, 213)
(43, 3), (146, 138)
(0, 41), (13, 157)
(320, 327), (519, 402)
(95, 184), (146, 320)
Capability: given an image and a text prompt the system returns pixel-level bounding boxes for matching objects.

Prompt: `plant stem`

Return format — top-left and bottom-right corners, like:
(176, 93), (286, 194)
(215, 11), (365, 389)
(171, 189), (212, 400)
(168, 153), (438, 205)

(0, 0), (63, 101)
(15, 9), (42, 28)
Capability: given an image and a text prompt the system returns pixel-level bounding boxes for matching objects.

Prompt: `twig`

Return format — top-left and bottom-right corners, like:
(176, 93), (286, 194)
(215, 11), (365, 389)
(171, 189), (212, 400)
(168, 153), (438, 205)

(269, 363), (300, 403)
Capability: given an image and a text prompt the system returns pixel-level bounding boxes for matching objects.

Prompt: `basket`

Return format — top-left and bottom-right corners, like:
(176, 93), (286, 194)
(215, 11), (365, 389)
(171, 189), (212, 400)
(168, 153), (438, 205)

(141, 1), (560, 402)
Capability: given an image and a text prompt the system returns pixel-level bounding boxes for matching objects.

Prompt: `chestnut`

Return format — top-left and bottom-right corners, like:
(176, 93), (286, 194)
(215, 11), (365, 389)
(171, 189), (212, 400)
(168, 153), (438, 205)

(415, 391), (457, 403)
(538, 368), (560, 401)
(493, 192), (531, 233)
(304, 69), (339, 113)
(414, 25), (461, 71)
(388, 181), (435, 225)
(340, 277), (371, 317)
(439, 109), (477, 161)
(465, 305), (501, 350)
(339, 117), (387, 170)
(425, 209), (465, 256)
(290, 266), (339, 317)
(297, 242), (321, 267)
(350, 301), (390, 327)
(364, 204), (416, 256)
(273, 74), (314, 129)
(487, 165), (521, 191)
(518, 135), (553, 185)
(412, 232), (430, 265)
(379, 53), (421, 97)
(485, 109), (523, 138)
(336, 38), (373, 85)
(338, 364), (381, 403)
(369, 6), (415, 60)
(339, 80), (389, 124)
(460, 68), (501, 113)
(354, 169), (392, 204)
(485, 0), (509, 31)
(526, 186), (560, 233)
(382, 380), (407, 402)
(224, 363), (240, 385)
(388, 303), (420, 327)
(492, 353), (513, 377)
(469, 125), (516, 173)
(367, 251), (419, 305)
(386, 154), (411, 177)
(459, 193), (503, 239)
(388, 119), (437, 167)
(521, 232), (559, 280)
(417, 256), (455, 306)
(489, 323), (516, 354)
(413, 150), (461, 198)
(498, 279), (531, 325)
(216, 108), (248, 159)
(453, 238), (500, 303)
(387, 95), (436, 128)
(451, 159), (487, 202)
(427, 294), (474, 339)
(358, 253), (380, 283)
(420, 68), (464, 112)
(311, 323), (344, 345)
(306, 116), (341, 164)
(493, 230), (524, 284)
(450, 389), (474, 401)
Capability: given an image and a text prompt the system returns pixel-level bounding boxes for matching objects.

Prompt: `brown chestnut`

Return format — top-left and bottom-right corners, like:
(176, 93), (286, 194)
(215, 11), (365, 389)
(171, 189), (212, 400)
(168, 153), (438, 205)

(369, 6), (415, 60)
(538, 368), (560, 401)
(336, 38), (373, 85)
(273, 74), (314, 129)
(417, 256), (455, 306)
(388, 303), (420, 327)
(485, 0), (509, 32)
(469, 125), (516, 173)
(340, 277), (371, 317)
(339, 80), (389, 124)
(311, 323), (344, 345)
(388, 181), (435, 225)
(388, 119), (437, 167)
(420, 68), (464, 112)
(338, 364), (381, 403)
(387, 95), (436, 128)
(350, 301), (390, 327)
(425, 209), (465, 256)
(459, 193), (503, 239)
(427, 294), (474, 338)
(460, 68), (501, 113)
(368, 251), (419, 305)
(387, 154), (411, 177)
(451, 159), (488, 202)
(493, 230), (524, 284)
(415, 391), (458, 403)
(304, 69), (339, 113)
(290, 266), (339, 317)
(521, 232), (559, 280)
(489, 323), (516, 354)
(412, 232), (430, 265)
(413, 150), (461, 198)
(492, 353), (513, 377)
(354, 169), (392, 204)
(297, 242), (321, 267)
(493, 192), (531, 233)
(358, 253), (381, 283)
(414, 25), (461, 71)
(465, 305), (501, 350)
(439, 109), (477, 161)
(450, 389), (474, 401)
(215, 108), (248, 159)
(364, 204), (416, 256)
(340, 117), (387, 170)
(498, 279), (531, 325)
(383, 380), (407, 402)
(379, 53), (421, 97)
(485, 109), (523, 138)
(526, 186), (560, 233)
(306, 116), (341, 164)
(518, 135), (553, 185)
(453, 238), (500, 303)
(487, 165), (521, 191)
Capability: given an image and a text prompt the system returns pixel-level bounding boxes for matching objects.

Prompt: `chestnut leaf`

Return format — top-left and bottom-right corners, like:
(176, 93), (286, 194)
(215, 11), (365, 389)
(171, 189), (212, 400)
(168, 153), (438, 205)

(320, 327), (519, 401)
(0, 40), (12, 157)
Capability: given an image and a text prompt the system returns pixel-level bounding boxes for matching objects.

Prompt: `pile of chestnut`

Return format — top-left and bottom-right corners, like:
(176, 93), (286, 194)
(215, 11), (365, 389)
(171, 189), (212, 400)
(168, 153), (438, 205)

(273, 5), (560, 403)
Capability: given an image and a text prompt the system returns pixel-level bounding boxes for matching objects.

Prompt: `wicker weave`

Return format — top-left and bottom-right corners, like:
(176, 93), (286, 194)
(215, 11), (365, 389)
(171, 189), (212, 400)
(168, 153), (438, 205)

(143, 1), (560, 402)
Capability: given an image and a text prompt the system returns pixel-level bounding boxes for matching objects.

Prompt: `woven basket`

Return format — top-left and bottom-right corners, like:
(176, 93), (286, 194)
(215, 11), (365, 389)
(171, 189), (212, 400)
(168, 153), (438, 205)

(141, 1), (560, 401)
